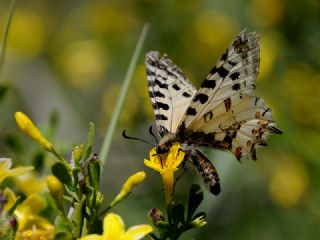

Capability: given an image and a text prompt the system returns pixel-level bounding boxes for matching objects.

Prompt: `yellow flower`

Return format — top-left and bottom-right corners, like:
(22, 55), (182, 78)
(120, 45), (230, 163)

(14, 112), (53, 151)
(78, 213), (153, 240)
(144, 144), (185, 205)
(110, 171), (146, 207)
(0, 158), (33, 184)
(3, 189), (54, 234)
(14, 173), (47, 195)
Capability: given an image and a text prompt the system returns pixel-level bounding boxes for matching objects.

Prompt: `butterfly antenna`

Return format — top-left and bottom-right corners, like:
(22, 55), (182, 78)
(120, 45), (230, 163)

(149, 126), (159, 144)
(122, 130), (154, 146)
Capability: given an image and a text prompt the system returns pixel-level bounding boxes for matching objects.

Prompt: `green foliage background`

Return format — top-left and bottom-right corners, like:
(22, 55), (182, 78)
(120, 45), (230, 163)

(0, 0), (319, 239)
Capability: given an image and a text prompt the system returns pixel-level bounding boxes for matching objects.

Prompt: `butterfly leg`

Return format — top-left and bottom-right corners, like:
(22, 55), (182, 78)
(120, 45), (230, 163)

(189, 149), (221, 195)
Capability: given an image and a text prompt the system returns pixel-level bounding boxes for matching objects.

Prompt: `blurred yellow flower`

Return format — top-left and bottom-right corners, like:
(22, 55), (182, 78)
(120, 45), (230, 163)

(250, 0), (284, 27)
(0, 158), (33, 184)
(8, 9), (46, 57)
(78, 213), (153, 240)
(268, 158), (308, 208)
(57, 39), (109, 89)
(110, 171), (146, 207)
(3, 189), (54, 235)
(14, 173), (47, 196)
(14, 112), (53, 152)
(144, 144), (185, 205)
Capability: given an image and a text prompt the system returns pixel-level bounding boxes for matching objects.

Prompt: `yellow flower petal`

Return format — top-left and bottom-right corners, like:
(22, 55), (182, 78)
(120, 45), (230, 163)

(78, 234), (104, 240)
(3, 187), (17, 211)
(0, 157), (12, 171)
(103, 213), (125, 239)
(123, 225), (153, 240)
(18, 215), (54, 232)
(16, 194), (45, 217)
(143, 158), (162, 172)
(0, 158), (33, 184)
(161, 169), (177, 205)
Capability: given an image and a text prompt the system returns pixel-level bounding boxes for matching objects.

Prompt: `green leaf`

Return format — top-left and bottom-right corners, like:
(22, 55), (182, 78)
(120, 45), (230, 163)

(99, 23), (149, 165)
(86, 185), (95, 209)
(54, 232), (72, 240)
(187, 184), (203, 221)
(73, 196), (86, 237)
(89, 160), (101, 190)
(44, 192), (60, 212)
(52, 162), (72, 187)
(32, 151), (45, 172)
(157, 221), (170, 239)
(84, 122), (95, 160)
(73, 144), (84, 165)
(171, 203), (185, 228)
(54, 215), (73, 240)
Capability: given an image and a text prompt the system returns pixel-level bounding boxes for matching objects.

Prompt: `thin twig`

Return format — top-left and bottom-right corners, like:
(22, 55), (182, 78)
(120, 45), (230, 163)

(0, 0), (16, 74)
(99, 23), (150, 165)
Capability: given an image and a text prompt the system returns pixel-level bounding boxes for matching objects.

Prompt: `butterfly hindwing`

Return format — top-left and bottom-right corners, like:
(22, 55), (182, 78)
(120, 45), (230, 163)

(177, 31), (281, 160)
(145, 51), (197, 136)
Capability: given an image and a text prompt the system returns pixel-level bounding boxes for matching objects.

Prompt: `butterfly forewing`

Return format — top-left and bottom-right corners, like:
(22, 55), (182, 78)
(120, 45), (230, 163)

(145, 51), (196, 136)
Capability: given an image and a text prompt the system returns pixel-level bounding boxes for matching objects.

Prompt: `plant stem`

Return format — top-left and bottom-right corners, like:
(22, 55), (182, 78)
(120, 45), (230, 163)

(0, 0), (16, 74)
(99, 23), (149, 166)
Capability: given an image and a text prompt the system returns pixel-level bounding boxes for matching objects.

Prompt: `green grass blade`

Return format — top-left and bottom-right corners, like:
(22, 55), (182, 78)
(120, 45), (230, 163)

(99, 23), (149, 166)
(0, 0), (16, 74)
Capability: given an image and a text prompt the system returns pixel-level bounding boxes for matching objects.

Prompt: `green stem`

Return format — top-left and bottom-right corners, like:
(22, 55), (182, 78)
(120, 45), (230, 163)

(99, 23), (149, 165)
(0, 0), (16, 74)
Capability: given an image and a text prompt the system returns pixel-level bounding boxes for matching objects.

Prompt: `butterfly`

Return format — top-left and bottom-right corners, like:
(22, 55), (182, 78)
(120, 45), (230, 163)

(145, 31), (282, 195)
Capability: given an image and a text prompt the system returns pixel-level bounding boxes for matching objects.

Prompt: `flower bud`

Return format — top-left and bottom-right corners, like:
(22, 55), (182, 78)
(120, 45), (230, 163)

(46, 176), (64, 201)
(14, 112), (53, 151)
(110, 171), (146, 207)
(148, 208), (165, 226)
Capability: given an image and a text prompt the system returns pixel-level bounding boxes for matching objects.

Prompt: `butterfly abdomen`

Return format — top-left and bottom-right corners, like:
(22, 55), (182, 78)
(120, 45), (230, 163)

(189, 149), (221, 195)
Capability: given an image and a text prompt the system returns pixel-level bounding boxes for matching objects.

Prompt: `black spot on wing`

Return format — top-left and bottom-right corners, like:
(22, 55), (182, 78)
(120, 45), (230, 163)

(155, 114), (168, 120)
(221, 51), (228, 61)
(172, 84), (180, 91)
(149, 91), (165, 98)
(194, 93), (209, 104)
(232, 83), (241, 91)
(230, 72), (240, 80)
(223, 135), (233, 149)
(182, 92), (192, 98)
(228, 61), (237, 67)
(201, 79), (216, 89)
(186, 107), (197, 116)
(203, 111), (213, 123)
(155, 102), (169, 110)
(154, 79), (168, 89)
(210, 66), (229, 78)
(262, 108), (271, 116)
